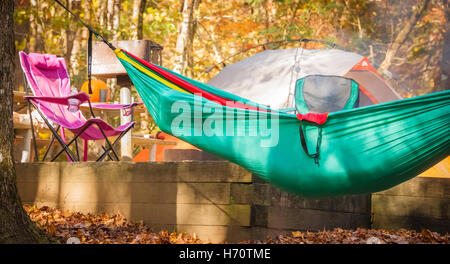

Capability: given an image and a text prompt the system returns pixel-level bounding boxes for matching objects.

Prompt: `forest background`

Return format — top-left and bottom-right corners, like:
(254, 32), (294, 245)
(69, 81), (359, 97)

(14, 0), (449, 104)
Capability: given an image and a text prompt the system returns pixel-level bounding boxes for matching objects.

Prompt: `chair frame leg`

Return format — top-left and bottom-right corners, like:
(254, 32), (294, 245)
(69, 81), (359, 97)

(96, 124), (134, 162)
(101, 145), (114, 161)
(27, 99), (79, 162)
(75, 138), (80, 161)
(27, 101), (39, 162)
(96, 124), (120, 161)
(24, 74), (39, 162)
(50, 123), (92, 162)
(41, 124), (60, 161)
(49, 122), (134, 162)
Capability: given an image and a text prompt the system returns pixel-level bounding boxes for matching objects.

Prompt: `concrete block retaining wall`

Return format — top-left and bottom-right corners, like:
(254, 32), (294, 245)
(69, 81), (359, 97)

(16, 161), (449, 242)
(251, 176), (371, 241)
(371, 177), (449, 234)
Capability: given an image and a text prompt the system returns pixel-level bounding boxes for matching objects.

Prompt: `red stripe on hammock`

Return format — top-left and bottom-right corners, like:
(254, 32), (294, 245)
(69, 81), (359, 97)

(122, 50), (269, 112)
(296, 113), (328, 125)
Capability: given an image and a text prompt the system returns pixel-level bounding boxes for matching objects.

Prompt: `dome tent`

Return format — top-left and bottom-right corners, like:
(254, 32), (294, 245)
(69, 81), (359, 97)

(207, 48), (402, 110)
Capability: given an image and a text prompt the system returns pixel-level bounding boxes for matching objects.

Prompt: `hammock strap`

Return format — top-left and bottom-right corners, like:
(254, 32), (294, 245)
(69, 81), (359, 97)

(87, 31), (93, 94)
(299, 120), (322, 166)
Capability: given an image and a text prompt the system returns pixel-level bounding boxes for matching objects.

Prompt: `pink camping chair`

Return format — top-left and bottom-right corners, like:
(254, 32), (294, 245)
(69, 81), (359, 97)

(19, 51), (140, 162)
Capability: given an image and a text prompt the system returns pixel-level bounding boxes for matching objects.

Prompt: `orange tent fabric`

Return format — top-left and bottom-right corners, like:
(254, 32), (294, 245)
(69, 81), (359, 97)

(419, 156), (450, 178)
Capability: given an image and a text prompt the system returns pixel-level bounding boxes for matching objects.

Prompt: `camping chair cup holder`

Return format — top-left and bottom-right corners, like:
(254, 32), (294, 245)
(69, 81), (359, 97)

(19, 51), (139, 162)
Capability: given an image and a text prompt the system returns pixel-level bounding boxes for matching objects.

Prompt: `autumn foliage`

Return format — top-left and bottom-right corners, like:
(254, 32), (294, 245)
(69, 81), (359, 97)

(24, 205), (202, 244)
(246, 228), (450, 244)
(25, 205), (449, 244)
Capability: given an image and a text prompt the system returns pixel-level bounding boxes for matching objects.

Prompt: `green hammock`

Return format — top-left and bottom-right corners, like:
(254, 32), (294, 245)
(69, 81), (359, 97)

(114, 49), (449, 197)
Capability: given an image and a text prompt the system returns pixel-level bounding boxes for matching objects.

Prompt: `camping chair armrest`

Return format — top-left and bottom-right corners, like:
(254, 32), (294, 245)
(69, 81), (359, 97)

(24, 92), (91, 106)
(81, 101), (144, 119)
(81, 101), (143, 110)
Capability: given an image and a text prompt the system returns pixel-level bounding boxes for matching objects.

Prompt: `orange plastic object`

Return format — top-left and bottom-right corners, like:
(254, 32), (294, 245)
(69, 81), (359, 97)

(81, 79), (110, 102)
(133, 148), (151, 162)
(154, 132), (198, 162)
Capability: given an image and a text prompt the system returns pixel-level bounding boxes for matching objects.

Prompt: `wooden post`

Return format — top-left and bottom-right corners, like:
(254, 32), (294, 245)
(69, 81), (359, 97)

(16, 129), (32, 163)
(117, 75), (133, 160)
(149, 144), (156, 162)
(22, 129), (32, 162)
(120, 87), (132, 160)
(91, 40), (163, 161)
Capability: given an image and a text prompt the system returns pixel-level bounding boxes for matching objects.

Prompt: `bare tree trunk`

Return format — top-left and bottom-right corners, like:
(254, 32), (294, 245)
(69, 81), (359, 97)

(173, 0), (200, 74)
(199, 22), (223, 65)
(64, 0), (82, 76)
(185, 1), (200, 78)
(434, 0), (450, 92)
(378, 0), (430, 72)
(98, 0), (108, 28)
(173, 0), (191, 74)
(112, 0), (121, 40)
(70, 0), (91, 77)
(0, 0), (53, 244)
(103, 0), (121, 39)
(356, 16), (363, 39)
(30, 0), (44, 52)
(130, 0), (141, 39)
(137, 0), (147, 39)
(107, 0), (122, 103)
(106, 0), (114, 33)
(264, 0), (276, 30)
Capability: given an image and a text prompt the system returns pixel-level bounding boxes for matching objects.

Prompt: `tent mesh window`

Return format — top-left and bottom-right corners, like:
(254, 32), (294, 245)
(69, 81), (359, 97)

(295, 75), (359, 113)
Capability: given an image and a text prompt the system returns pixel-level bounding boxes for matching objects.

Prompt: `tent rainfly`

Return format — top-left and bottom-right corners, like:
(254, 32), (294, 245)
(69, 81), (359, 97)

(207, 48), (402, 110)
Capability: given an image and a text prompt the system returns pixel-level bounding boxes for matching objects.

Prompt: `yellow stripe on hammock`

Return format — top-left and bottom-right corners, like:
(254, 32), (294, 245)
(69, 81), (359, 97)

(114, 49), (191, 95)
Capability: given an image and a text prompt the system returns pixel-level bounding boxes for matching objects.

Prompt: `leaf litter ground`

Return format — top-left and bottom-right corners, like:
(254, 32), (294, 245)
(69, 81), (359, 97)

(25, 205), (449, 244)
